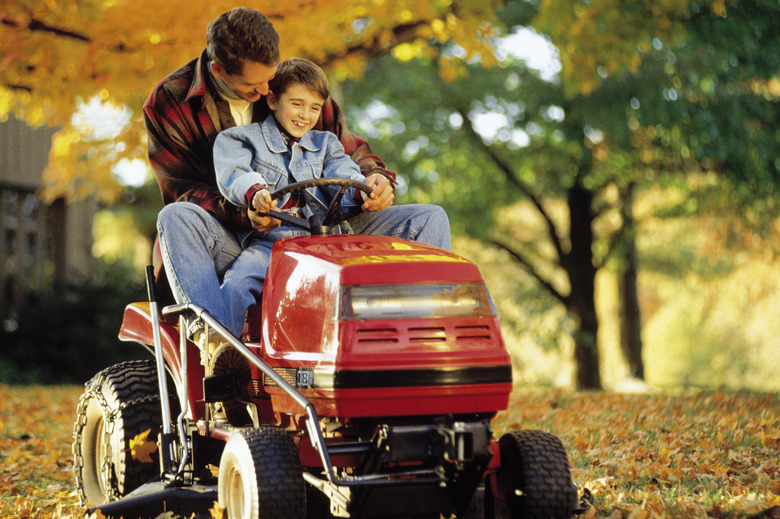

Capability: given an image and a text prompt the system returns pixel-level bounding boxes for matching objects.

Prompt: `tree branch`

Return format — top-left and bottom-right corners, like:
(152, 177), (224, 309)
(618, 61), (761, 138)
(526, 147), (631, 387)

(454, 104), (568, 265)
(3, 83), (33, 93)
(491, 239), (569, 307)
(2, 15), (90, 43)
(320, 20), (428, 66)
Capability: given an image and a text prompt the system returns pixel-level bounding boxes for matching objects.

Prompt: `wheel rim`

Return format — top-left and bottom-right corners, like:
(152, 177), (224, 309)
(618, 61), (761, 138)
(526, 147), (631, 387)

(224, 464), (246, 518)
(94, 417), (109, 496)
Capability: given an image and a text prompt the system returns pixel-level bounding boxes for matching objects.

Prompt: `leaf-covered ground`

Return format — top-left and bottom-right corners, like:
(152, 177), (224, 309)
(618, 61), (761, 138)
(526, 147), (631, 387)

(0, 385), (777, 518)
(493, 390), (780, 519)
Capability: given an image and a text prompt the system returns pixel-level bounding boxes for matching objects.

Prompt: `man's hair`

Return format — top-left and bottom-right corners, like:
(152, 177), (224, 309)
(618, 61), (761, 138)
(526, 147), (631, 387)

(207, 7), (280, 75)
(269, 57), (329, 101)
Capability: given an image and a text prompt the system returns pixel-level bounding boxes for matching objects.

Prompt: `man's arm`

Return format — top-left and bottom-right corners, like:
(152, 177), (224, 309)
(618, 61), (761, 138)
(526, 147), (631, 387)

(143, 85), (251, 229)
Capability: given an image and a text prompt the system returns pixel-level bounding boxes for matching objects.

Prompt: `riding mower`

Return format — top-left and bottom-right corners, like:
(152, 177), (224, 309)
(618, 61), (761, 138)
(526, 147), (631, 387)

(72, 178), (581, 518)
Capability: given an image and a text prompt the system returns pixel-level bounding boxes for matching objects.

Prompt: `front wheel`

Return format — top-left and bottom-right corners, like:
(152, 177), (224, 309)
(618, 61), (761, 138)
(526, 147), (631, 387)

(72, 360), (166, 505)
(485, 430), (576, 519)
(218, 427), (306, 519)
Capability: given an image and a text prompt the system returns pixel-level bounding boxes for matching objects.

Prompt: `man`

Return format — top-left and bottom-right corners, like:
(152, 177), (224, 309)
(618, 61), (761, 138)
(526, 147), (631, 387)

(143, 7), (450, 340)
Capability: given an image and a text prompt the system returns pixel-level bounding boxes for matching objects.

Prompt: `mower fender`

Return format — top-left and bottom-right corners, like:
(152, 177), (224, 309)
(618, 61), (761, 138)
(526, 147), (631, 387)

(118, 302), (205, 419)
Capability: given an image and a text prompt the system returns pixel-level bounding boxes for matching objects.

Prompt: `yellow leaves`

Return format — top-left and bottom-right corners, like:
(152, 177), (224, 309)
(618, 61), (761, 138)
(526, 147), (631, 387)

(93, 209), (152, 271)
(129, 428), (158, 464)
(711, 0), (728, 17)
(0, 385), (85, 517)
(397, 9), (413, 23)
(533, 1), (695, 97)
(437, 57), (470, 82)
(50, 127), (80, 160)
(209, 501), (226, 519)
(761, 434), (780, 449)
(430, 18), (446, 38)
(392, 42), (425, 62)
(42, 127), (127, 203)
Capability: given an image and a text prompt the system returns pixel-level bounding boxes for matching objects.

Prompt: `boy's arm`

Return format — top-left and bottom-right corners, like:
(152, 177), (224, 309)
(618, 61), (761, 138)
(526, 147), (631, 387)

(213, 128), (270, 208)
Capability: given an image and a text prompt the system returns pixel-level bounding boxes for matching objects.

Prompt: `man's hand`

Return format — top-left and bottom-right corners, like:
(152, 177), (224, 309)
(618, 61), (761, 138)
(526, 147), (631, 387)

(248, 188), (281, 231)
(361, 174), (394, 212)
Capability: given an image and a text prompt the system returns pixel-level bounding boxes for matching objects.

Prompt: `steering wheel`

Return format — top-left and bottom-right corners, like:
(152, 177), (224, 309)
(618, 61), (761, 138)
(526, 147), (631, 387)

(255, 178), (372, 234)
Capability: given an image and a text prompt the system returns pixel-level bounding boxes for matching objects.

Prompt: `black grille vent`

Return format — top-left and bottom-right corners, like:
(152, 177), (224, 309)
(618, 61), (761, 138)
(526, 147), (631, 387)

(355, 324), (493, 344)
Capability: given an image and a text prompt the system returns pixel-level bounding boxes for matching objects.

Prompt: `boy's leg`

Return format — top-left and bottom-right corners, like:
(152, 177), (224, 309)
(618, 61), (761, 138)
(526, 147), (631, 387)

(219, 239), (274, 335)
(348, 204), (451, 250)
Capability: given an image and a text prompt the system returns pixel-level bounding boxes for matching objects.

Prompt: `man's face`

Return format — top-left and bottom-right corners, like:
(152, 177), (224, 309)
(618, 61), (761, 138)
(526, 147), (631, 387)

(267, 83), (324, 139)
(212, 60), (277, 103)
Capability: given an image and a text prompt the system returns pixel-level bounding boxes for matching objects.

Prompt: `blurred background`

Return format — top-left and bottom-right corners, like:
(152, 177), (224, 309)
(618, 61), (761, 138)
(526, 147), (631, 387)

(1, 0), (778, 391)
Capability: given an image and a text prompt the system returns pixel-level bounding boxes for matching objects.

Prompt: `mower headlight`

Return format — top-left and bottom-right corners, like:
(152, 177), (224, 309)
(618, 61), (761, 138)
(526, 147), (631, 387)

(337, 282), (496, 320)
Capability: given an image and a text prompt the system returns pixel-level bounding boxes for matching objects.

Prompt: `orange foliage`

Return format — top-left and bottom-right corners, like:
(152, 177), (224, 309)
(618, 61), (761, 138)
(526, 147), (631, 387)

(0, 0), (502, 202)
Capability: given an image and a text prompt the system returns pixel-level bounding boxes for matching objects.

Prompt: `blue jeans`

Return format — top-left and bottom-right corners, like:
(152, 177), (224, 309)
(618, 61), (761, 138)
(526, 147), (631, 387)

(157, 202), (451, 335)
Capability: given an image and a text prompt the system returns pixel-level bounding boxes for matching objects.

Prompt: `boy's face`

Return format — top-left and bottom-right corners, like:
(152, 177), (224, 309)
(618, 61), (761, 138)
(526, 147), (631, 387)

(211, 59), (277, 103)
(267, 83), (324, 139)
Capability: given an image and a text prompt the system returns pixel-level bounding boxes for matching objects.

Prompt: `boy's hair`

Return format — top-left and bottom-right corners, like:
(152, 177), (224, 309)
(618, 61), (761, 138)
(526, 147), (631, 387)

(207, 7), (280, 75)
(269, 58), (329, 101)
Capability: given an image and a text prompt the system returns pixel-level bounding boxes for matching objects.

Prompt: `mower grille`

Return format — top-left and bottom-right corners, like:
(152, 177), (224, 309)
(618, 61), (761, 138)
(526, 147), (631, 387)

(355, 324), (494, 345)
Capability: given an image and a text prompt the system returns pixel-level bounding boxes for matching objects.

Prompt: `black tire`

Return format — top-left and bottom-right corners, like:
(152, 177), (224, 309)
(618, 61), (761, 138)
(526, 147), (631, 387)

(458, 486), (485, 519)
(485, 430), (575, 519)
(72, 360), (165, 505)
(218, 427), (306, 519)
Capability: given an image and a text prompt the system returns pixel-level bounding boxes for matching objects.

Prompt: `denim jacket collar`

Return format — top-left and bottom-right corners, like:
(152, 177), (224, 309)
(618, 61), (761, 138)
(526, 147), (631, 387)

(260, 116), (323, 155)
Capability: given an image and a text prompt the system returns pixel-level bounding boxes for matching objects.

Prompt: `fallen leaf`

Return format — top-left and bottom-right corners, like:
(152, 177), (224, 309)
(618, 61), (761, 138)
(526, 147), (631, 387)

(129, 428), (158, 464)
(209, 500), (225, 519)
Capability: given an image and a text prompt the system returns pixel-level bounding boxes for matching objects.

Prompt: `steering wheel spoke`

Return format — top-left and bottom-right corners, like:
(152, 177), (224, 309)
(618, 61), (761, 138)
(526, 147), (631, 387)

(266, 178), (371, 235)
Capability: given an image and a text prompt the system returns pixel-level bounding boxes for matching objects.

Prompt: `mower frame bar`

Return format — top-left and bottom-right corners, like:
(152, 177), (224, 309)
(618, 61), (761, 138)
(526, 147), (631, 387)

(160, 302), (443, 488)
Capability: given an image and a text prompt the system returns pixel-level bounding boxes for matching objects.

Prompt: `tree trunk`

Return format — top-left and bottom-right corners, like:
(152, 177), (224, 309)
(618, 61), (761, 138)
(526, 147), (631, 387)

(618, 185), (645, 379)
(565, 184), (601, 390)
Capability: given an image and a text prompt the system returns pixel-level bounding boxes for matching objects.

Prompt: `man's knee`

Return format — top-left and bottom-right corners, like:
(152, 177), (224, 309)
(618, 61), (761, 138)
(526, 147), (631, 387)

(157, 202), (208, 233)
(427, 204), (449, 226)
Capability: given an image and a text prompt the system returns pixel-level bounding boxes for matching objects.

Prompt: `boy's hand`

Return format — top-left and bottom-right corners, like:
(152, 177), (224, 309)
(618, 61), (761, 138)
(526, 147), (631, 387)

(248, 188), (281, 231)
(361, 174), (394, 212)
(251, 188), (276, 212)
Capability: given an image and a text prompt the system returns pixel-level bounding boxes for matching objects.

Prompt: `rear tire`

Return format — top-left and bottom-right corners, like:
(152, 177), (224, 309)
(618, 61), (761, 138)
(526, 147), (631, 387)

(72, 359), (166, 505)
(218, 427), (306, 519)
(485, 430), (575, 519)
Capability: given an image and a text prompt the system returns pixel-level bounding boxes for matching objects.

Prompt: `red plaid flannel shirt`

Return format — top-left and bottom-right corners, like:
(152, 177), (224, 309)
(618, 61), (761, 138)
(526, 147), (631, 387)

(143, 50), (395, 230)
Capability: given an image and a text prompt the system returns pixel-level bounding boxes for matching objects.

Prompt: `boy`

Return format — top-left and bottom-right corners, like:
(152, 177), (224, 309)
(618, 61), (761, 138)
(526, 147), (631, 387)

(211, 57), (366, 337)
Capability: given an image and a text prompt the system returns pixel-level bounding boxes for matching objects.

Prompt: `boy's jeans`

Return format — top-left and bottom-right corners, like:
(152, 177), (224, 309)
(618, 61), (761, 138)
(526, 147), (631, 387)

(157, 202), (451, 336)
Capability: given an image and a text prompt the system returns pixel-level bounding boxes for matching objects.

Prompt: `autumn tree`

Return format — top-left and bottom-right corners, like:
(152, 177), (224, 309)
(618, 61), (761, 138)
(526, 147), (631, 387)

(343, 0), (780, 389)
(535, 0), (780, 381)
(1, 0), (502, 202)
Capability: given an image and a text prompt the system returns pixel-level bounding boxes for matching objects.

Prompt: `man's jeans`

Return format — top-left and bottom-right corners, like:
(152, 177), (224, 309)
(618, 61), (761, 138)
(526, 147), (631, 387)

(157, 202), (451, 336)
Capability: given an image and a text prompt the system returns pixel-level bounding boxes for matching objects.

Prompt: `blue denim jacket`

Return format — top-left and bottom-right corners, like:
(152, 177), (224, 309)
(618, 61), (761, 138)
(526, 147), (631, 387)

(214, 116), (364, 218)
